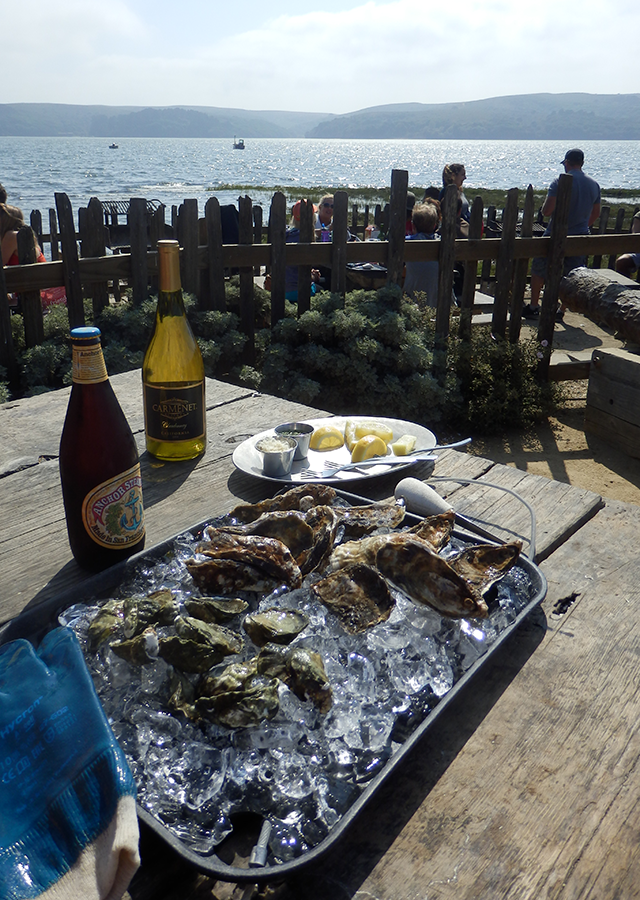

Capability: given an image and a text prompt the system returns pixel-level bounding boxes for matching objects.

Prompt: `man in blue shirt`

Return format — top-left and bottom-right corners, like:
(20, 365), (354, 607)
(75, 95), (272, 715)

(523, 149), (601, 322)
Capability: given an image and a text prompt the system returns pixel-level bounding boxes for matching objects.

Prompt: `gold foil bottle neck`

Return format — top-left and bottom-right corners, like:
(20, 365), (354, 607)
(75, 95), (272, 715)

(157, 240), (182, 293)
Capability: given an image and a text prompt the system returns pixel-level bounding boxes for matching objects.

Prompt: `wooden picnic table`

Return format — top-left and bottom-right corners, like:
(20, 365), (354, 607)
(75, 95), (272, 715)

(1, 372), (639, 899)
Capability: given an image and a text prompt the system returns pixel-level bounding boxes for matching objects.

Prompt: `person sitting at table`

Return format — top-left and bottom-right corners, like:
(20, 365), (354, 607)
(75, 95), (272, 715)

(315, 194), (334, 240)
(286, 199), (322, 301)
(403, 201), (441, 306)
(0, 184), (7, 205)
(1, 203), (66, 308)
(405, 191), (417, 235)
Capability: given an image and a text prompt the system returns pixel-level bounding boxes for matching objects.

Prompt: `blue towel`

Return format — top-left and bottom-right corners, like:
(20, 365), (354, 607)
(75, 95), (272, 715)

(0, 627), (139, 900)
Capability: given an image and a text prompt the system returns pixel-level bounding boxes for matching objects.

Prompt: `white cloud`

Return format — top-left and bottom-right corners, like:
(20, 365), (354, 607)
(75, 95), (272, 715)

(3, 0), (638, 112)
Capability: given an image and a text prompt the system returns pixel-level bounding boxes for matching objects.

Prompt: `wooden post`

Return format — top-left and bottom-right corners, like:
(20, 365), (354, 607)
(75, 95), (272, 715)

(509, 185), (535, 343)
(0, 261), (17, 387)
(55, 192), (84, 329)
(374, 204), (382, 227)
(608, 208), (626, 270)
(435, 184), (458, 355)
(481, 206), (496, 291)
(351, 204), (358, 236)
(16, 226), (44, 348)
(492, 187), (519, 338)
(364, 204), (370, 229)
(458, 196), (484, 342)
(178, 199), (199, 298)
(592, 206), (610, 270)
(129, 198), (149, 306)
(204, 197), (226, 311)
(386, 169), (408, 286)
(81, 198), (109, 315)
(297, 198), (314, 313)
(30, 210), (43, 254)
(48, 209), (60, 260)
(269, 192), (287, 327)
(330, 190), (349, 295)
(537, 173), (572, 380)
(239, 195), (255, 364)
(253, 205), (263, 275)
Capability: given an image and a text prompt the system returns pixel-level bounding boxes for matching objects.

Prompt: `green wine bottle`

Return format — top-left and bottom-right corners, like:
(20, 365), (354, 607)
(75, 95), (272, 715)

(143, 240), (206, 460)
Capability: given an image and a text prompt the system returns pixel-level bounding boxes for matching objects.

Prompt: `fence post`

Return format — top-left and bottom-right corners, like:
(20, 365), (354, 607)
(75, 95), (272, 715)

(129, 198), (149, 306)
(434, 183), (458, 382)
(297, 198), (314, 313)
(608, 208), (626, 270)
(386, 169), (408, 286)
(492, 187), (519, 338)
(204, 197), (226, 311)
(592, 206), (610, 270)
(238, 195), (255, 364)
(537, 173), (572, 379)
(0, 261), (17, 387)
(30, 210), (43, 254)
(331, 190), (349, 295)
(55, 192), (84, 329)
(269, 193), (287, 326)
(177, 199), (199, 298)
(80, 198), (109, 315)
(48, 209), (60, 260)
(253, 205), (263, 275)
(458, 196), (484, 342)
(480, 206), (496, 291)
(509, 185), (534, 342)
(17, 226), (44, 348)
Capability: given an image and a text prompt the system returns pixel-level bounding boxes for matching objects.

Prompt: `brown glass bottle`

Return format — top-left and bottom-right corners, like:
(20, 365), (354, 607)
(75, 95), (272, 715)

(59, 327), (145, 570)
(142, 240), (206, 460)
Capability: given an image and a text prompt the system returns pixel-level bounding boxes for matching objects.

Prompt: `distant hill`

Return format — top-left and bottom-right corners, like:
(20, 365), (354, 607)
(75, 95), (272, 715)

(307, 93), (640, 140)
(2, 94), (639, 140)
(0, 104), (333, 138)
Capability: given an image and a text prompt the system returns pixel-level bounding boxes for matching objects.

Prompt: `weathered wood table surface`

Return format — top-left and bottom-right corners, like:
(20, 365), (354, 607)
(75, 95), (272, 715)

(2, 371), (640, 900)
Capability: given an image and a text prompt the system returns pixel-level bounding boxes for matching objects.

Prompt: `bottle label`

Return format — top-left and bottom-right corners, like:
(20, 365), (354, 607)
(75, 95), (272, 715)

(144, 382), (205, 443)
(82, 464), (145, 549)
(72, 346), (108, 384)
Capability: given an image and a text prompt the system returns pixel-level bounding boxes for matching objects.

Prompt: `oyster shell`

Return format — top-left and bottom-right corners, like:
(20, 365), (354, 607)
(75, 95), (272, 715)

(187, 532), (302, 592)
(334, 502), (406, 540)
(243, 608), (309, 647)
(375, 534), (488, 619)
(87, 599), (124, 651)
(110, 626), (159, 665)
(257, 643), (332, 713)
(211, 511), (316, 568)
(195, 664), (280, 728)
(229, 484), (338, 523)
(175, 615), (244, 654)
(448, 541), (522, 595)
(407, 510), (456, 552)
(300, 505), (340, 575)
(158, 635), (234, 674)
(184, 596), (249, 623)
(123, 589), (179, 638)
(311, 563), (395, 634)
(167, 669), (197, 720)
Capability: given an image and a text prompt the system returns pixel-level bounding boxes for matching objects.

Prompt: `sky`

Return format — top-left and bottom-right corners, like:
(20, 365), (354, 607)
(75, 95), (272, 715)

(5, 0), (639, 115)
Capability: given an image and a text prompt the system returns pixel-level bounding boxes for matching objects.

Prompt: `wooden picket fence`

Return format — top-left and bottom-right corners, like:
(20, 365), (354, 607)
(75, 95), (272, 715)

(2, 170), (640, 390)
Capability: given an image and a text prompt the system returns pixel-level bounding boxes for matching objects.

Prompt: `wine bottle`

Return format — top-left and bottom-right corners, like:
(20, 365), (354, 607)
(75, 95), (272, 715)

(59, 327), (145, 570)
(142, 240), (206, 460)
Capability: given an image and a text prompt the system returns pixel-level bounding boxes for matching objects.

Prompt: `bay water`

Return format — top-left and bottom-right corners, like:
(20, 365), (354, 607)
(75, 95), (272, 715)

(1, 136), (639, 223)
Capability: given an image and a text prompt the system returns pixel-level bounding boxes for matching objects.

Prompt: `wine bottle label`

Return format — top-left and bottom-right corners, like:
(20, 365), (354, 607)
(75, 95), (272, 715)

(144, 382), (205, 443)
(72, 345), (109, 384)
(82, 464), (145, 549)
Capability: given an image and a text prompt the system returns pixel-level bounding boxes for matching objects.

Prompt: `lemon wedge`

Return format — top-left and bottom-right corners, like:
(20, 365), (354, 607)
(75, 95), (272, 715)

(350, 434), (388, 463)
(309, 424), (345, 451)
(344, 419), (359, 452)
(354, 420), (394, 445)
(391, 434), (417, 456)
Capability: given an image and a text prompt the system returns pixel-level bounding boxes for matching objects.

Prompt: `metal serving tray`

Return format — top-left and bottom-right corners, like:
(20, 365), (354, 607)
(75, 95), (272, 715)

(1, 489), (547, 884)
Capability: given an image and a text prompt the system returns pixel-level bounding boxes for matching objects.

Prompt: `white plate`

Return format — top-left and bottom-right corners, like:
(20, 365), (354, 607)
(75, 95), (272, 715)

(232, 415), (438, 483)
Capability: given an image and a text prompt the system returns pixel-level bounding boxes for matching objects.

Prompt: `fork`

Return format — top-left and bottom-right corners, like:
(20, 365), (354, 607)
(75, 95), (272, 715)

(301, 454), (438, 478)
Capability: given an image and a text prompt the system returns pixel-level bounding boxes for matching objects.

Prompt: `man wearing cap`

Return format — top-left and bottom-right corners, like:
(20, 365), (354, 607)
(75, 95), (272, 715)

(523, 149), (601, 322)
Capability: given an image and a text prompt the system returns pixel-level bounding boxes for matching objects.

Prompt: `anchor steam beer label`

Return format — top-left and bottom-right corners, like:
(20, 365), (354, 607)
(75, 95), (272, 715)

(59, 327), (146, 570)
(142, 240), (207, 460)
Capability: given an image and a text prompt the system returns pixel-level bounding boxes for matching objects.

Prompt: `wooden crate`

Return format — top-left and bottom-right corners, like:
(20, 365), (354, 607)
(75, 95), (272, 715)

(585, 347), (640, 457)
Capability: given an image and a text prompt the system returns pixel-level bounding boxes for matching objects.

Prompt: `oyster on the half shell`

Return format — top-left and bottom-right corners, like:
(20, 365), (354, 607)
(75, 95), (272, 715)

(87, 598), (124, 651)
(195, 660), (280, 728)
(186, 532), (302, 593)
(311, 563), (395, 634)
(123, 589), (179, 638)
(407, 510), (456, 552)
(184, 596), (249, 623)
(229, 484), (338, 524)
(110, 626), (160, 665)
(448, 541), (522, 595)
(257, 643), (333, 713)
(333, 501), (406, 540)
(243, 608), (309, 646)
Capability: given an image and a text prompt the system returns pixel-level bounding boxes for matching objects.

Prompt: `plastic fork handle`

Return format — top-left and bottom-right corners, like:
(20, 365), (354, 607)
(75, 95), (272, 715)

(330, 455), (437, 474)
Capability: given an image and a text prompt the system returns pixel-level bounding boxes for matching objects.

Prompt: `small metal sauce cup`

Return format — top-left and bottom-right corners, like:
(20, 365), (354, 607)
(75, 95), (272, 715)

(255, 435), (297, 477)
(274, 422), (315, 460)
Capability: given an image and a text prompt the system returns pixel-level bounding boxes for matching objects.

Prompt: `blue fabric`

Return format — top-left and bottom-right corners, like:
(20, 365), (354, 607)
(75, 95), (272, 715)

(0, 627), (136, 899)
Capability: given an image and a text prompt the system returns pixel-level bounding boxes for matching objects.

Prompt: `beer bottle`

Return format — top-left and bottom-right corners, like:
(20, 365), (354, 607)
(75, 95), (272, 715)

(59, 327), (145, 570)
(142, 240), (206, 460)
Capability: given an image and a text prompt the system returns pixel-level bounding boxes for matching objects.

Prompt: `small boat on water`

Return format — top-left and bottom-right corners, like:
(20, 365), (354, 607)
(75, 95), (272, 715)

(109, 143), (119, 149)
(233, 137), (245, 150)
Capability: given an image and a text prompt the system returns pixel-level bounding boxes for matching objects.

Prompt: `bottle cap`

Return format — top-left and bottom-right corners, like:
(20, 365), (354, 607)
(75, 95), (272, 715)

(70, 326), (101, 341)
